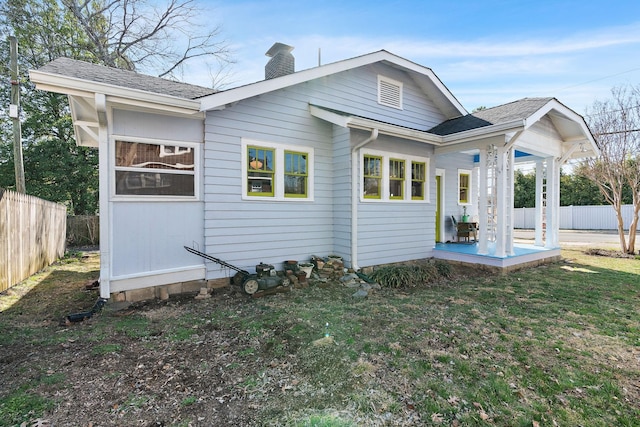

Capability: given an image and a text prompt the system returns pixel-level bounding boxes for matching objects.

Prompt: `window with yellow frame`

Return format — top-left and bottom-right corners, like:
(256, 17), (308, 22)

(247, 146), (274, 196)
(389, 158), (405, 199)
(284, 151), (308, 197)
(458, 170), (471, 204)
(363, 155), (382, 199)
(411, 161), (425, 200)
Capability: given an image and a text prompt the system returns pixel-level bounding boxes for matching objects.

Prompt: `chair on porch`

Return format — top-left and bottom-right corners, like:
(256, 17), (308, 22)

(451, 215), (478, 243)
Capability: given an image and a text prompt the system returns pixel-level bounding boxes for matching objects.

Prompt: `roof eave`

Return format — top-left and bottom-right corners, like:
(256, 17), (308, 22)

(29, 69), (202, 115)
(200, 50), (467, 116)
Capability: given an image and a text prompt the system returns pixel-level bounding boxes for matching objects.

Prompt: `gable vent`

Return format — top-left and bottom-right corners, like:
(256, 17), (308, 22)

(378, 76), (403, 109)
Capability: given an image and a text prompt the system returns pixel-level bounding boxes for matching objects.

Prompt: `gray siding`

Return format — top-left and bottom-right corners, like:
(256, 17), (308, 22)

(356, 134), (436, 267)
(203, 63), (450, 277)
(109, 109), (205, 279)
(434, 152), (477, 241)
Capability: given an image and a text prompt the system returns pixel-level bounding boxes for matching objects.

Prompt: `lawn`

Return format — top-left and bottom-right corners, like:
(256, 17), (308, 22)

(0, 248), (638, 426)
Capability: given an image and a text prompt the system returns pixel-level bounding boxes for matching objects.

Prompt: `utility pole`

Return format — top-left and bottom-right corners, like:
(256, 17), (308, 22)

(9, 36), (26, 193)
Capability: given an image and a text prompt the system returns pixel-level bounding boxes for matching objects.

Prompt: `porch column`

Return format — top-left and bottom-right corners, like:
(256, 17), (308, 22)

(478, 147), (489, 255)
(545, 156), (560, 248)
(534, 160), (545, 246)
(506, 147), (515, 255)
(494, 146), (508, 257)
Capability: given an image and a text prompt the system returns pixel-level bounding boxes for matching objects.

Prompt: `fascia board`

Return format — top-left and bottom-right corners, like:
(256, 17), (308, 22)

(29, 69), (202, 113)
(309, 104), (443, 145)
(200, 50), (466, 115)
(347, 117), (443, 145)
(441, 120), (525, 145)
(525, 99), (600, 157)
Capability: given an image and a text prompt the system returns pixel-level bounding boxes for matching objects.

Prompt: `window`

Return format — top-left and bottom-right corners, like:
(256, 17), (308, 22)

(114, 140), (196, 197)
(361, 150), (429, 202)
(458, 169), (471, 204)
(247, 146), (274, 196)
(389, 159), (405, 199)
(242, 139), (314, 201)
(284, 151), (308, 197)
(411, 162), (425, 200)
(378, 75), (403, 109)
(363, 155), (382, 199)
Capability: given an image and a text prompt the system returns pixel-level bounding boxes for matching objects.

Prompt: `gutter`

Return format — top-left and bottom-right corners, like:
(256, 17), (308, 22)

(351, 128), (379, 271)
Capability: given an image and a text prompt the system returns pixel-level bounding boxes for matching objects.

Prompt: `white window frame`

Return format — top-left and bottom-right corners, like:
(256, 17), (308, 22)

(111, 135), (200, 201)
(241, 138), (314, 201)
(377, 75), (403, 110)
(458, 168), (472, 205)
(360, 148), (429, 203)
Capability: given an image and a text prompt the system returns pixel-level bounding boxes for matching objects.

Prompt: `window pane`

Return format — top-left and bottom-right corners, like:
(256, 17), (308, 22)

(285, 151), (308, 196)
(116, 141), (194, 171)
(459, 173), (470, 203)
(412, 162), (425, 200)
(248, 146), (275, 196)
(389, 159), (404, 199)
(115, 171), (194, 196)
(363, 155), (382, 199)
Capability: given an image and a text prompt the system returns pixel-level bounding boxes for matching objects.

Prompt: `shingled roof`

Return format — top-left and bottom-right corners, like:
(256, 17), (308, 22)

(429, 97), (555, 136)
(37, 57), (217, 100)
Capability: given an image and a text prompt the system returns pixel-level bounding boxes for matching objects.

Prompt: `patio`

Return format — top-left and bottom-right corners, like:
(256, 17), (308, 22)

(433, 241), (561, 272)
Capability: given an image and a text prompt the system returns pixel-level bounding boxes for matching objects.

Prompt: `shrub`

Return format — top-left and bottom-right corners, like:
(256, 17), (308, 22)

(369, 261), (448, 288)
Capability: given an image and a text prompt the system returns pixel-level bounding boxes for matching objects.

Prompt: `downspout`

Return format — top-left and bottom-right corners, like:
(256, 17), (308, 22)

(351, 128), (379, 270)
(95, 93), (111, 300)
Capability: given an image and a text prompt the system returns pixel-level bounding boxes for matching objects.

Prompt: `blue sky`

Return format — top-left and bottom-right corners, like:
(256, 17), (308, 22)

(190, 0), (640, 115)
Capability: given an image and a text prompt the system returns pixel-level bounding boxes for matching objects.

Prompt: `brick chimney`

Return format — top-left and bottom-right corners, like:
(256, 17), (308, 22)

(265, 43), (295, 79)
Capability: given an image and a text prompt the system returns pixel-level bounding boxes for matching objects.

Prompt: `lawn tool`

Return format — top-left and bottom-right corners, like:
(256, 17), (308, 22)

(184, 246), (284, 295)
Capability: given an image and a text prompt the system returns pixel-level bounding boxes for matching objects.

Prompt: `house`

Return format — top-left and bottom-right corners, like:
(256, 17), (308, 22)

(29, 44), (599, 301)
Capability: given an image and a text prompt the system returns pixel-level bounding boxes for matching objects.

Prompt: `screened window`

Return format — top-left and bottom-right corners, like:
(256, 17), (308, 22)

(411, 162), (425, 200)
(247, 146), (275, 196)
(459, 170), (471, 204)
(363, 155), (382, 199)
(389, 159), (405, 199)
(284, 151), (308, 197)
(114, 140), (195, 197)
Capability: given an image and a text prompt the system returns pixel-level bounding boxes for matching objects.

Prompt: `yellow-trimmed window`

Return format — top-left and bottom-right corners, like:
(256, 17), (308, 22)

(458, 170), (470, 204)
(284, 151), (308, 197)
(411, 161), (425, 200)
(247, 146), (274, 196)
(363, 155), (382, 199)
(389, 158), (405, 199)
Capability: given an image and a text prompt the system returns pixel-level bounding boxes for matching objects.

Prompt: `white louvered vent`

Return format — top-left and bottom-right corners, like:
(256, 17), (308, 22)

(378, 76), (403, 109)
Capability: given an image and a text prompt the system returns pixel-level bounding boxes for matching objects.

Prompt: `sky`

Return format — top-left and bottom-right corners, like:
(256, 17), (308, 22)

(184, 0), (640, 116)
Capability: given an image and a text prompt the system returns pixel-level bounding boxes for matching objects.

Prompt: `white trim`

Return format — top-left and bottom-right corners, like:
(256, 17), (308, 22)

(241, 138), (315, 201)
(360, 148), (430, 203)
(110, 135), (201, 201)
(110, 265), (206, 293)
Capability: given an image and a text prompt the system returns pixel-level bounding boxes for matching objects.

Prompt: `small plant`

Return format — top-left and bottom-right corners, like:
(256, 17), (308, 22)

(180, 396), (197, 406)
(369, 263), (442, 288)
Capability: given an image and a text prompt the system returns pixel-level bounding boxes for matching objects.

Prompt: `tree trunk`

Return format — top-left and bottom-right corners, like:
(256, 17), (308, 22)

(614, 203), (629, 253)
(628, 202), (640, 254)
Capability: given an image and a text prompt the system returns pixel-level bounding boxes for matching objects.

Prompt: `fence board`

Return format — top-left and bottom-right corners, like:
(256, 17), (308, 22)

(515, 204), (640, 230)
(0, 189), (67, 292)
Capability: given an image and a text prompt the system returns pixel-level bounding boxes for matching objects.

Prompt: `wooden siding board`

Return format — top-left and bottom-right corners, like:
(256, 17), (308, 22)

(203, 62), (449, 278)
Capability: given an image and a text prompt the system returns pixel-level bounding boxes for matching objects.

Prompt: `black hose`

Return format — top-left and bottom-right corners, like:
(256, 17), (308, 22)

(65, 297), (107, 324)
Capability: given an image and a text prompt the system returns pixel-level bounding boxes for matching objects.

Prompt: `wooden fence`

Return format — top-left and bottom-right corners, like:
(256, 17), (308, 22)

(0, 189), (67, 293)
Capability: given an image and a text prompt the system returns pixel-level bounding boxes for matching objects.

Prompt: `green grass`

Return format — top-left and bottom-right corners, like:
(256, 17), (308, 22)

(0, 248), (638, 425)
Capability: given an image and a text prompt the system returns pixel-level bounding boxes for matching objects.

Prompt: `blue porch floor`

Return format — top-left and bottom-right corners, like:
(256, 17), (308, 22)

(433, 241), (561, 270)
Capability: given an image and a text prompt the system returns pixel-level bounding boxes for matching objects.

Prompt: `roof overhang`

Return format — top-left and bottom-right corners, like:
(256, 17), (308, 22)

(309, 104), (443, 145)
(29, 68), (204, 147)
(201, 50), (467, 119)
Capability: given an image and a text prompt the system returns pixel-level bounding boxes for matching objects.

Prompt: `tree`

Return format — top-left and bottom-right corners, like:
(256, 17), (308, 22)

(0, 0), (232, 213)
(578, 85), (640, 254)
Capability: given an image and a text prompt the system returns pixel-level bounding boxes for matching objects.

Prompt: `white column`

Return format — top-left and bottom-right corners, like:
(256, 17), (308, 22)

(534, 160), (544, 247)
(506, 147), (515, 255)
(96, 93), (111, 299)
(478, 148), (489, 255)
(545, 156), (560, 249)
(494, 146), (507, 257)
